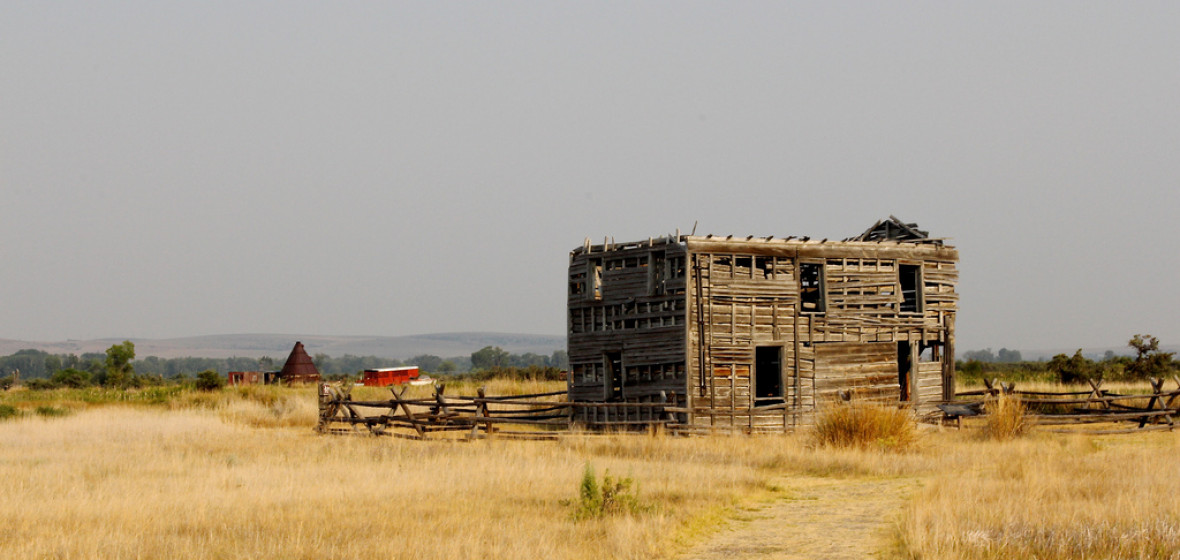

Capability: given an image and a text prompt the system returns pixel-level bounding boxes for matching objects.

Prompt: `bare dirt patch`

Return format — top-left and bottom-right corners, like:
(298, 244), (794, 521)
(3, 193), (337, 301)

(679, 476), (916, 560)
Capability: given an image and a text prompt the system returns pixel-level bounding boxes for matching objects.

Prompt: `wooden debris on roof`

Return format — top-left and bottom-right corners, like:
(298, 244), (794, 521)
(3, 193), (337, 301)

(847, 215), (939, 244)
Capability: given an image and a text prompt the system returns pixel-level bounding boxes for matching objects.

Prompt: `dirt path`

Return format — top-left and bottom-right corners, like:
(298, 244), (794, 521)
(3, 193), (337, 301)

(679, 476), (916, 560)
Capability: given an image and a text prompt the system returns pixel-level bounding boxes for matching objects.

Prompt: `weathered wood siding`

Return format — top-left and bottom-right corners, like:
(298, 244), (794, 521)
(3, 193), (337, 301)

(814, 341), (897, 404)
(569, 234), (957, 430)
(682, 237), (958, 428)
(567, 239), (689, 419)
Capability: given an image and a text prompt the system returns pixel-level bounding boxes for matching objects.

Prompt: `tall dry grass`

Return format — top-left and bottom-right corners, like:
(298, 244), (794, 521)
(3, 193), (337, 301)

(897, 433), (1180, 559)
(813, 403), (917, 452)
(981, 395), (1033, 441)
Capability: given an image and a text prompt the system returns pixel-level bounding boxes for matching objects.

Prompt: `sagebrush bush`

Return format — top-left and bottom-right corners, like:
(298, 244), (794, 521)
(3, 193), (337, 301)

(813, 402), (917, 451)
(982, 395), (1032, 440)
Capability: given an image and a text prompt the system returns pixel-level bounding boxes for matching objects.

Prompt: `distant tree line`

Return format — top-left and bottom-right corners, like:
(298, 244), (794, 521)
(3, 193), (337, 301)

(958, 334), (1177, 384)
(959, 347), (1023, 363)
(469, 346), (568, 371)
(1, 344), (571, 389)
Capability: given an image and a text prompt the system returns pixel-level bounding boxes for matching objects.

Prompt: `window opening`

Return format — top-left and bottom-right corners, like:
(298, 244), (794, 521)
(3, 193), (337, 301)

(588, 259), (603, 301)
(899, 264), (922, 313)
(735, 256), (753, 278)
(799, 262), (825, 313)
(604, 352), (623, 402)
(650, 251), (667, 295)
(755, 256), (772, 279)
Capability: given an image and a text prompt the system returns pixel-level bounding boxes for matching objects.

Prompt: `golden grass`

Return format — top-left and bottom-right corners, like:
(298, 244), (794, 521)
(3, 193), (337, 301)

(0, 406), (788, 559)
(2, 385), (1179, 559)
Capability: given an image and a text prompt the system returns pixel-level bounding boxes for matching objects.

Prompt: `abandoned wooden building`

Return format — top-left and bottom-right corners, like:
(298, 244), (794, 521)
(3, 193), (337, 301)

(566, 217), (958, 432)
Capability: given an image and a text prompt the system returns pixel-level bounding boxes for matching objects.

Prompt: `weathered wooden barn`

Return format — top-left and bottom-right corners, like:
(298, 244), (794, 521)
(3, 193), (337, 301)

(566, 217), (958, 432)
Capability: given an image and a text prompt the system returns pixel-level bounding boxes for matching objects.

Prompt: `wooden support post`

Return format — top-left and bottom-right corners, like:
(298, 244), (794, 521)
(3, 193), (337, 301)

(1166, 376), (1180, 410)
(1085, 378), (1108, 410)
(1140, 378), (1165, 428)
(390, 386), (426, 438)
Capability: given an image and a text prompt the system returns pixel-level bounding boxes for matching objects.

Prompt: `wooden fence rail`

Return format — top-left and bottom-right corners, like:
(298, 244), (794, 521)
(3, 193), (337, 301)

(317, 383), (677, 439)
(946, 376), (1180, 432)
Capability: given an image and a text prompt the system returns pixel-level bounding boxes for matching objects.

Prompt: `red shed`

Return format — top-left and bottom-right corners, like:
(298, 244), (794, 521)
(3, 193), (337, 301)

(362, 366), (420, 387)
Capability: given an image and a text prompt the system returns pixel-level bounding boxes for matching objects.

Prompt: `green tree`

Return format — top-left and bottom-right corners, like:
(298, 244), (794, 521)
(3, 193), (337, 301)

(996, 348), (1022, 363)
(1126, 334), (1175, 380)
(103, 341), (136, 388)
(44, 354), (63, 374)
(1048, 349), (1094, 384)
(550, 350), (569, 370)
(85, 358), (106, 382)
(471, 346), (509, 370)
(408, 354), (443, 373)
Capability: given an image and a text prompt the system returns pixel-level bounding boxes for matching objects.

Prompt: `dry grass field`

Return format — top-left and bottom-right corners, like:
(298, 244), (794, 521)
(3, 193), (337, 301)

(1, 382), (1178, 559)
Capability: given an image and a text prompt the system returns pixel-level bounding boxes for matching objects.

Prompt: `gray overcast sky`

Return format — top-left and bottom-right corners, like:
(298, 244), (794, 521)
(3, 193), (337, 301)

(2, 2), (1178, 352)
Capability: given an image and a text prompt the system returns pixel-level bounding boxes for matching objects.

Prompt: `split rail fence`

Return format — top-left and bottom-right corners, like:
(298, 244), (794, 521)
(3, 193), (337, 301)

(318, 377), (1180, 438)
(316, 383), (676, 440)
(947, 376), (1180, 433)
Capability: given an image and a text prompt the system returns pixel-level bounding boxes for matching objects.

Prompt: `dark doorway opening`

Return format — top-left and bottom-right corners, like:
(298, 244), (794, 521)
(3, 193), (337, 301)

(755, 346), (784, 405)
(605, 352), (623, 402)
(897, 342), (912, 402)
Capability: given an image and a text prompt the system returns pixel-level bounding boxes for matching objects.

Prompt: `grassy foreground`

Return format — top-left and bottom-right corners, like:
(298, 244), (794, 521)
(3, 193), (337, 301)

(0, 384), (1178, 559)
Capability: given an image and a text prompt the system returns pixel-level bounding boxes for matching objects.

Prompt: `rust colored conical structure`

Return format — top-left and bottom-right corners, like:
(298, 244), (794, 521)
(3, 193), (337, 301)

(279, 341), (321, 384)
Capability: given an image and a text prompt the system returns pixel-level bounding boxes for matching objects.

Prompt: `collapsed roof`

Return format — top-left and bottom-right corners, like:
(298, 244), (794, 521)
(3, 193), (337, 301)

(847, 215), (941, 244)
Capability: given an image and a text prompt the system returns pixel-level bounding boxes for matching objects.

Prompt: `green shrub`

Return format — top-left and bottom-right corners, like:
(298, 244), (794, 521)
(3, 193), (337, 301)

(24, 378), (58, 391)
(195, 370), (225, 392)
(34, 405), (71, 418)
(813, 402), (917, 451)
(51, 368), (92, 388)
(570, 463), (647, 520)
(0, 404), (20, 421)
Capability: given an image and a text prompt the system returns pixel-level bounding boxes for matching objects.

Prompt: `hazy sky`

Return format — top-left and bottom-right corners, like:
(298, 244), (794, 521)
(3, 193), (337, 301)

(3, 2), (1178, 351)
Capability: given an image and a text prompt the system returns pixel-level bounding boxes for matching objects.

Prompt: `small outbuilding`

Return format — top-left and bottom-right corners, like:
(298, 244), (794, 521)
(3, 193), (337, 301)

(362, 366), (421, 387)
